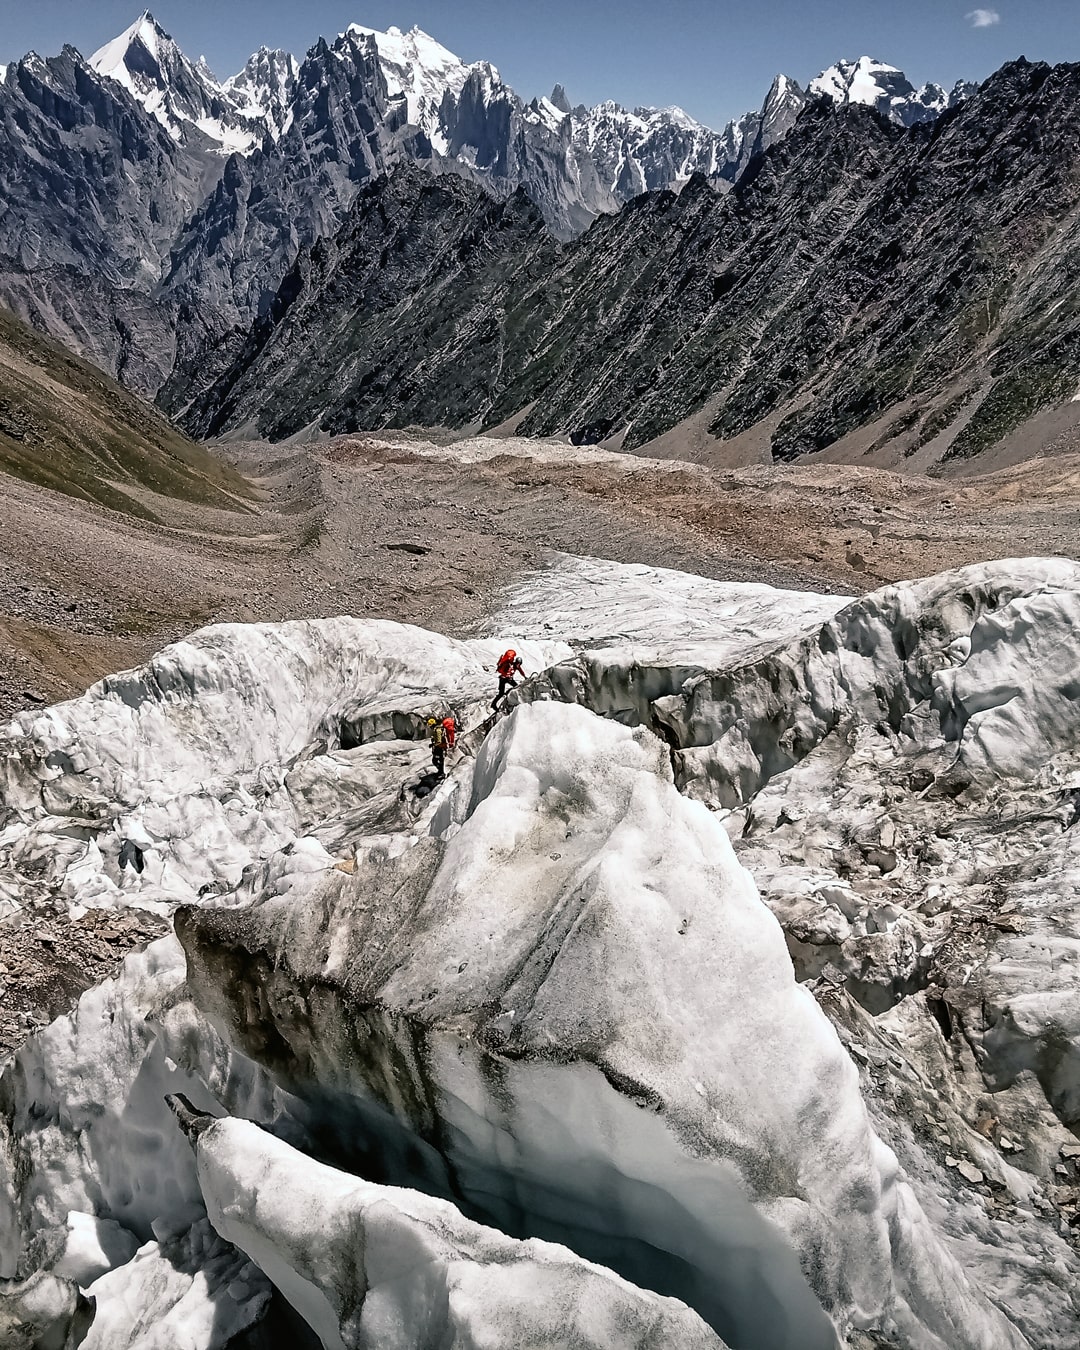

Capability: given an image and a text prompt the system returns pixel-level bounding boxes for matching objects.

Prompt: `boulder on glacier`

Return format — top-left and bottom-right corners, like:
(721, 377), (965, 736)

(187, 1113), (729, 1349)
(178, 700), (1027, 1349)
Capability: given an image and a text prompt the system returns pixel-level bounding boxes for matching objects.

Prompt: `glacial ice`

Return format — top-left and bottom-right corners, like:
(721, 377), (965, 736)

(0, 618), (567, 908)
(2, 554), (1080, 1347)
(53, 1212), (139, 1287)
(193, 1114), (728, 1348)
(80, 1219), (270, 1350)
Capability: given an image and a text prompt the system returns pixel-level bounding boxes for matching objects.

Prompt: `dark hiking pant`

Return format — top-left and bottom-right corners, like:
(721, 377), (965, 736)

(492, 676), (515, 708)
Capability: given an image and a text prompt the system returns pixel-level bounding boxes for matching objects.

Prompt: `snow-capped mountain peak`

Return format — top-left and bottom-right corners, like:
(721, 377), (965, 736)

(343, 22), (487, 150)
(89, 10), (188, 109)
(809, 55), (907, 106)
(82, 17), (977, 228)
(528, 94), (570, 134)
(90, 11), (265, 152)
(807, 55), (976, 127)
(223, 46), (299, 141)
(89, 10), (166, 80)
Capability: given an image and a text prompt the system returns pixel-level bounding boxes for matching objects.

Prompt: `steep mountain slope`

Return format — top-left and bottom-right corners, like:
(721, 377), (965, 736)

(176, 165), (554, 437)
(0, 304), (249, 519)
(0, 41), (219, 391)
(183, 59), (1080, 471)
(0, 11), (975, 406)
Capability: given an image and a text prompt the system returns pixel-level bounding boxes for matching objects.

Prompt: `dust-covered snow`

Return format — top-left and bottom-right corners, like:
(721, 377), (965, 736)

(1, 554), (1079, 1347)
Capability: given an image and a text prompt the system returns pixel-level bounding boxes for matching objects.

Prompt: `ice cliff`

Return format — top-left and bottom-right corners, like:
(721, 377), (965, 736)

(1, 555), (1078, 1347)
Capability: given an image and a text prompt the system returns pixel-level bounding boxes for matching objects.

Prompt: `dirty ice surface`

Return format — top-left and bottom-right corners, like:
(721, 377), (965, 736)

(1, 552), (1079, 1348)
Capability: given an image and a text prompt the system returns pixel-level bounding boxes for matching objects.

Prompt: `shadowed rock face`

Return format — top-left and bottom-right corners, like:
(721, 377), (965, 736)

(172, 165), (554, 439)
(0, 15), (980, 418)
(179, 59), (1080, 469)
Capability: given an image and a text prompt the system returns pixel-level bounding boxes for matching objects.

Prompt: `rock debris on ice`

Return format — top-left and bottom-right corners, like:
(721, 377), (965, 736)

(2, 554), (1080, 1347)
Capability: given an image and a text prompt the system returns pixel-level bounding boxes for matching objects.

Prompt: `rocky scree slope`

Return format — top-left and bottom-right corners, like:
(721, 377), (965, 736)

(0, 11), (971, 402)
(181, 59), (1080, 472)
(0, 304), (249, 520)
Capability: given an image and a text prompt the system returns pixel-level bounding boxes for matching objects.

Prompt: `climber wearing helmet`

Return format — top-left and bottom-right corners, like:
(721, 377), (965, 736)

(492, 649), (525, 709)
(427, 716), (449, 779)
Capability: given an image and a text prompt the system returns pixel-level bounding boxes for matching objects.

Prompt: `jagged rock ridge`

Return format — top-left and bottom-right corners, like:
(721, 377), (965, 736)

(179, 58), (1080, 470)
(0, 10), (974, 398)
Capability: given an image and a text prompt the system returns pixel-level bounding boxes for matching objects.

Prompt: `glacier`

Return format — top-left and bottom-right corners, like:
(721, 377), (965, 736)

(0, 554), (1079, 1346)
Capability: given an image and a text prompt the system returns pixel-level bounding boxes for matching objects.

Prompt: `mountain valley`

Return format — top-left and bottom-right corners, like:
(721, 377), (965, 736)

(3, 9), (1080, 1350)
(173, 60), (1080, 472)
(0, 11), (995, 459)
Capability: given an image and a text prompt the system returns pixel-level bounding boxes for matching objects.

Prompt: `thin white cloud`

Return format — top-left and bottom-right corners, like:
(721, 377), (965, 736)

(966, 8), (1001, 27)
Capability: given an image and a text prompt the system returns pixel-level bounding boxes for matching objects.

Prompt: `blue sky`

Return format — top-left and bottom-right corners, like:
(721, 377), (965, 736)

(2, 1), (1076, 127)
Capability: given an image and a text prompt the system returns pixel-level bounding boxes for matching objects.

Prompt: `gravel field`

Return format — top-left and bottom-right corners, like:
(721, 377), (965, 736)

(4, 429), (1080, 720)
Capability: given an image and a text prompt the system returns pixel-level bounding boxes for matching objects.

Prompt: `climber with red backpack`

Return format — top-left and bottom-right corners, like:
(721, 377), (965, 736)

(492, 648), (525, 709)
(427, 717), (449, 779)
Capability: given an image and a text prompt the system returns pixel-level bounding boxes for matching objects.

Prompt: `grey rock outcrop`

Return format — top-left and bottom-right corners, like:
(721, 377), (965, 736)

(0, 12), (977, 404)
(183, 59), (1080, 471)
